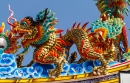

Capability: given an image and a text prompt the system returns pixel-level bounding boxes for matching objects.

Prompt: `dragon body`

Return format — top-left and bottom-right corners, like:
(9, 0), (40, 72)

(8, 8), (66, 77)
(8, 7), (113, 76)
(5, 0), (130, 77)
(62, 22), (118, 75)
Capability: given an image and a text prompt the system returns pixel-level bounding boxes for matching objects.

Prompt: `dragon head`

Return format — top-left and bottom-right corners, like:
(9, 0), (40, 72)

(96, 0), (130, 20)
(7, 5), (58, 48)
(7, 5), (38, 47)
(13, 16), (38, 43)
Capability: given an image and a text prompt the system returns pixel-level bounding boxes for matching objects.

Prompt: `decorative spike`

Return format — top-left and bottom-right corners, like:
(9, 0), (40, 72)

(59, 33), (62, 38)
(0, 22), (5, 33)
(105, 37), (109, 42)
(77, 22), (81, 28)
(97, 47), (102, 54)
(86, 28), (92, 33)
(55, 29), (64, 34)
(82, 22), (89, 29)
(5, 30), (9, 36)
(98, 33), (104, 41)
(57, 38), (66, 46)
(72, 22), (76, 29)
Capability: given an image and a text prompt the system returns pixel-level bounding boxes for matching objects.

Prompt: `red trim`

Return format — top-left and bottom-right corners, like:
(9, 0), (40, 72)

(110, 60), (130, 68)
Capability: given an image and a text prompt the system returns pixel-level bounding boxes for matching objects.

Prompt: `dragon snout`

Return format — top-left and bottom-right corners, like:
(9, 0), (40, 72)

(14, 28), (32, 34)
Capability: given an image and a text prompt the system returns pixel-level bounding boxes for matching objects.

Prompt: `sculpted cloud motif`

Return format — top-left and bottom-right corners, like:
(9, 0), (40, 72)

(0, 53), (120, 79)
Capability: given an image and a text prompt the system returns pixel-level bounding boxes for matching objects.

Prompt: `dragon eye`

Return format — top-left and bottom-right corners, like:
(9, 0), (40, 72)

(0, 37), (7, 49)
(20, 22), (28, 26)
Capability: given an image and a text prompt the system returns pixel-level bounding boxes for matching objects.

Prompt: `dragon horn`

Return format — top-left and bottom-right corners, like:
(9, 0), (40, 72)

(86, 28), (92, 33)
(82, 22), (89, 30)
(77, 22), (81, 28)
(42, 8), (48, 22)
(7, 4), (17, 27)
(72, 22), (76, 29)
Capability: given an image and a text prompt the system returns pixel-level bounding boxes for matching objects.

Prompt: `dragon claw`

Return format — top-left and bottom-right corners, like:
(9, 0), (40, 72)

(16, 54), (24, 68)
(48, 68), (62, 78)
(93, 66), (108, 75)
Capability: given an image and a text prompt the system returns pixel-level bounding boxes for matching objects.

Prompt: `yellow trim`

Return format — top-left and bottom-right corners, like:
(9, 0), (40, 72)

(100, 78), (118, 83)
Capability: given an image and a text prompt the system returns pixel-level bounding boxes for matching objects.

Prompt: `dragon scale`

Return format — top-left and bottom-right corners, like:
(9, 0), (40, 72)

(33, 33), (58, 64)
(6, 0), (130, 77)
(6, 8), (67, 77)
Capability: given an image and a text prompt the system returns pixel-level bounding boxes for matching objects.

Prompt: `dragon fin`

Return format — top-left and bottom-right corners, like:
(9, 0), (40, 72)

(57, 38), (66, 46)
(55, 29), (64, 34)
(77, 22), (81, 29)
(72, 22), (76, 29)
(82, 22), (89, 30)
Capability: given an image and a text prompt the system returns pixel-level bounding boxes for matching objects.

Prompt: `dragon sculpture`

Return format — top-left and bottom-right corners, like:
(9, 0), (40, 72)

(94, 0), (130, 62)
(64, 0), (130, 66)
(8, 10), (117, 77)
(7, 6), (67, 77)
(66, 0), (130, 64)
(6, 0), (130, 77)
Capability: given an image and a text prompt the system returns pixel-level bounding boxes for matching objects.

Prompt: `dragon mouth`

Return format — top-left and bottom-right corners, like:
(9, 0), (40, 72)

(14, 28), (32, 35)
(17, 28), (32, 34)
(11, 27), (32, 39)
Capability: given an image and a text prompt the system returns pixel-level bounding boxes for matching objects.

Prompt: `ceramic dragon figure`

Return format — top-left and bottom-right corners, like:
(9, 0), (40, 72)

(67, 0), (130, 64)
(6, 0), (130, 77)
(61, 21), (118, 75)
(95, 0), (130, 61)
(62, 0), (130, 75)
(7, 6), (112, 76)
(7, 6), (67, 77)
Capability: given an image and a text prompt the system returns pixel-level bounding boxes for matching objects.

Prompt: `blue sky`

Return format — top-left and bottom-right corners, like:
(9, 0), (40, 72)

(0, 1), (130, 65)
